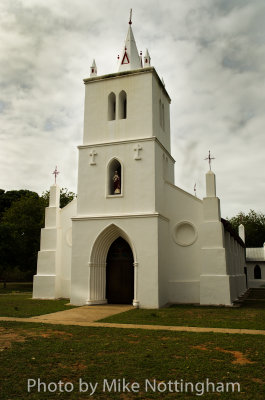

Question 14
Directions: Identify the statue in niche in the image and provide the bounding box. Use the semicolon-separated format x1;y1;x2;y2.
113;170;121;194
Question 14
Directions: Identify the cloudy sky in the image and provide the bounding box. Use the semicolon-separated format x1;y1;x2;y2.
0;0;264;217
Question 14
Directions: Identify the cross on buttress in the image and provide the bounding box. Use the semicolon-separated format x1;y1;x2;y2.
134;144;142;160
90;149;97;165
52;166;60;184
204;150;215;170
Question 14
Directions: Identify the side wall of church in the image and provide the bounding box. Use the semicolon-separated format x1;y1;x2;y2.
224;230;246;300
162;182;203;304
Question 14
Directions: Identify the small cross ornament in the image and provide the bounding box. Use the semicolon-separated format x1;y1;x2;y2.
134;144;142;160
204;150;215;170
52;166;60;184
90;149;97;165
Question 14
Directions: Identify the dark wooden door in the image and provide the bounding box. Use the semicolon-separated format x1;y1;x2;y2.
106;237;134;304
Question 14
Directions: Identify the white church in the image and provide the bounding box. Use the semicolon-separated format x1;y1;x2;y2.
33;16;247;308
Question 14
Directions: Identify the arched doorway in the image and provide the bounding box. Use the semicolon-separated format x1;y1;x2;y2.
254;265;261;279
106;237;134;304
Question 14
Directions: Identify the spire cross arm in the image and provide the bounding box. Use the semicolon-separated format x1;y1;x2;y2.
129;9;132;24
204;150;215;170
52;166;60;184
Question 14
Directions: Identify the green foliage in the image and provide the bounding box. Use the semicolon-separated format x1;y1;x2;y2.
41;187;76;208
228;210;265;247
0;189;39;221
0;195;46;279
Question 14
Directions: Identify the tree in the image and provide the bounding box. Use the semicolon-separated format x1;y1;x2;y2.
1;195;46;280
0;189;39;221
41;187;76;208
0;223;16;288
228;210;265;247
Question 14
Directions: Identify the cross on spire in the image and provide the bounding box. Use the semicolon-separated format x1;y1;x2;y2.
129;9;132;25
52;166;60;184
194;183;197;197
204;150;215;170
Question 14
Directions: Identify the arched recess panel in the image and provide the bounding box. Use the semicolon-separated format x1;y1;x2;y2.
106;237;134;304
118;90;127;119
254;265;261;279
108;92;116;121
108;158;122;195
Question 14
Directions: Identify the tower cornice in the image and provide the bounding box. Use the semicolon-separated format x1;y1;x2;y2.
83;67;171;103
78;136;175;163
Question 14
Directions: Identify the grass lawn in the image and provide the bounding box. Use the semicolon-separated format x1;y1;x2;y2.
99;301;265;330
0;294;76;318
0;320;264;399
0;282;33;294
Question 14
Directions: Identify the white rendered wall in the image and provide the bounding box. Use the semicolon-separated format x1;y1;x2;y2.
71;217;160;308
59;199;77;298
77;140;157;216
83;68;171;151
33;185;62;299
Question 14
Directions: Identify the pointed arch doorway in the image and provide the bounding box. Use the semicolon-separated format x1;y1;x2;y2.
106;237;134;304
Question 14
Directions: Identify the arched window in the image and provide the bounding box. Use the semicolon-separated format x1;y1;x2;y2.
108;158;122;195
118;90;127;119
254;265;261;279
108;92;116;121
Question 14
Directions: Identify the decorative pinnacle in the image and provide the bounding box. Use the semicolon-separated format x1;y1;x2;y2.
129;9;132;25
204;150;215;170
52;166;60;184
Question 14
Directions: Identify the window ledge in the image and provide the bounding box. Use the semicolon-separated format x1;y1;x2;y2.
106;194;124;199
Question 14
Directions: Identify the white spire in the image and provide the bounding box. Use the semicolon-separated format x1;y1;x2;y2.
144;49;151;67
90;59;97;77
117;11;142;72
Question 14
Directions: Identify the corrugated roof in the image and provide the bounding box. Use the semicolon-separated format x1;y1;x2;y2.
246;248;265;261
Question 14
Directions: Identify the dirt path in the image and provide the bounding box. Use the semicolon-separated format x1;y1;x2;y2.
0;303;265;336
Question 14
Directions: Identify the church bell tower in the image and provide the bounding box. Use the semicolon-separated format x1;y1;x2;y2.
70;13;174;307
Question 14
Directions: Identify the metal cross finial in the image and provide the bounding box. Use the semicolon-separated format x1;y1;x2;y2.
204;150;215;170
194;183;197;197
129;9;132;25
52;166;60;184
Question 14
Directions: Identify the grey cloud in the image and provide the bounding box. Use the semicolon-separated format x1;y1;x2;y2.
0;0;264;217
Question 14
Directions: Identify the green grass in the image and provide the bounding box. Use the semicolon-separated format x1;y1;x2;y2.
0;294;76;318
99;301;265;330
0;320;264;399
0;282;33;294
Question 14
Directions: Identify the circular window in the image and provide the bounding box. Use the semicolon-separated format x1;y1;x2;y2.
173;221;197;246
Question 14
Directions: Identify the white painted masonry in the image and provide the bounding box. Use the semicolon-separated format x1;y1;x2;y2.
33;18;247;307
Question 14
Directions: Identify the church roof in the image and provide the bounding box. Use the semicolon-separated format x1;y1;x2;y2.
117;18;142;72
246;247;265;262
